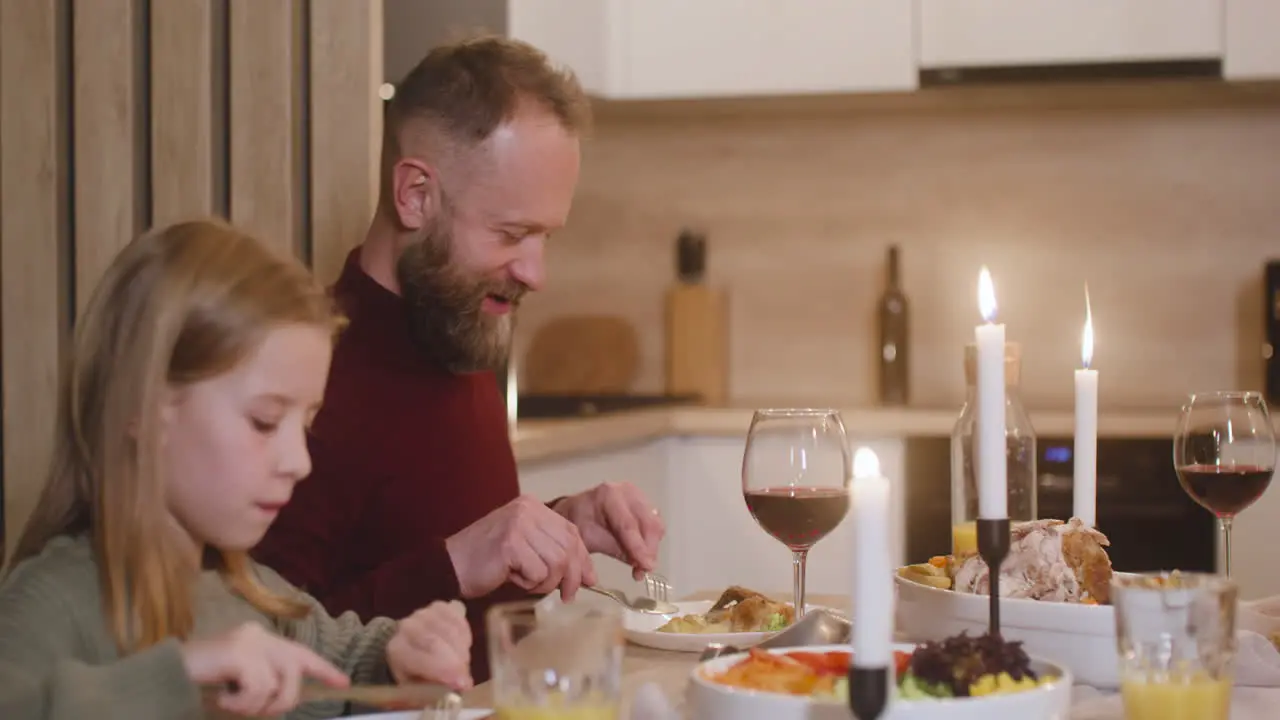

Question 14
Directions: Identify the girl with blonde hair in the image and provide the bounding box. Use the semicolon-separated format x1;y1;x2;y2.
0;219;472;718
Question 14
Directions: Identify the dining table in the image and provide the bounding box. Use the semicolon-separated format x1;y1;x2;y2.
458;589;1280;720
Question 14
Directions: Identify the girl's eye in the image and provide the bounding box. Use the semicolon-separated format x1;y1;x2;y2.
251;418;279;434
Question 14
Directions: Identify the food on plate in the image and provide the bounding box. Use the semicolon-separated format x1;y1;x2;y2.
900;632;1052;699
898;517;1114;604
704;632;1056;701
898;555;954;589
708;648;907;697
954;518;1113;603
655;586;794;634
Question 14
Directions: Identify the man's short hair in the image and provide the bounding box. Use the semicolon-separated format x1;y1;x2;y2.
380;35;591;194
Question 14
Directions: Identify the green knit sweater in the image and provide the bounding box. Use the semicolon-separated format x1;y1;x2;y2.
0;535;400;720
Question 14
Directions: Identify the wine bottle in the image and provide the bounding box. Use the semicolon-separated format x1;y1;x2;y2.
878;245;909;405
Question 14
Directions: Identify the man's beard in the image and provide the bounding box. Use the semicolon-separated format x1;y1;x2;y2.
396;214;525;374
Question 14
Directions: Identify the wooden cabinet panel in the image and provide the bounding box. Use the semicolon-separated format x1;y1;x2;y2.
229;0;305;259
73;0;141;313
0;0;68;559
150;0;215;226
309;0;383;284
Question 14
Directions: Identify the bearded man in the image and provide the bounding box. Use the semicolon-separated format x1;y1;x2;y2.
252;37;664;684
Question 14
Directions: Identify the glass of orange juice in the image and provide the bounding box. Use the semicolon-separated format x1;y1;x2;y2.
487;598;624;720
1112;572;1238;720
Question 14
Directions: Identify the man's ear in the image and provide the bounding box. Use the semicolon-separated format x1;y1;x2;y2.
391;158;441;231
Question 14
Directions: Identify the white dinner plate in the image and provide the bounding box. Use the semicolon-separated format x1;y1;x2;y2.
345;710;491;720
623;600;833;653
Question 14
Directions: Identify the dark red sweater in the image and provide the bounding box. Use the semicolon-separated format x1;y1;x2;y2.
253;248;531;682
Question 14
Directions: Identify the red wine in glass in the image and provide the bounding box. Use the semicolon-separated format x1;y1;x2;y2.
744;487;850;550
1176;464;1273;517
1173;390;1277;579
742;409;851;619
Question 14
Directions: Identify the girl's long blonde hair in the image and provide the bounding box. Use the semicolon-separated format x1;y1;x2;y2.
5;218;341;652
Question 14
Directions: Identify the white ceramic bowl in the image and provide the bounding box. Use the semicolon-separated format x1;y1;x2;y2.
687;642;1073;720
895;571;1120;687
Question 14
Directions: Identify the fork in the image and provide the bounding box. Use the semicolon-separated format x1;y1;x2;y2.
419;692;462;720
643;571;672;604
584;584;678;614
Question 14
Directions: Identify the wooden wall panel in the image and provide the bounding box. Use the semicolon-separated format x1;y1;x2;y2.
228;0;304;259
310;0;384;284
0;0;387;556
73;0;139;313
150;0;214;226
0;0;67;559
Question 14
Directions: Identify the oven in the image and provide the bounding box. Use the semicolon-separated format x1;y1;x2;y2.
903;436;1216;572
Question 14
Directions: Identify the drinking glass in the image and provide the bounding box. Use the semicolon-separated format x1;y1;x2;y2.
1112;572;1238;720
487;599;624;719
742;408;852;619
1173;390;1277;578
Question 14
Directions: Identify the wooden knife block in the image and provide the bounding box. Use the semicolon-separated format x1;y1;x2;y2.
665;283;728;405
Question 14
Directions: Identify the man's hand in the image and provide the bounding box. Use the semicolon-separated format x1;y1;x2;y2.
553;482;665;581
445;495;598;600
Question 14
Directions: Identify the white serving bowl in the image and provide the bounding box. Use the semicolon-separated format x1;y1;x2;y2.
895;571;1120;687
687;642;1072;720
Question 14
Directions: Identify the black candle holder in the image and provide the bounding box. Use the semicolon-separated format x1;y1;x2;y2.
848;666;888;720
976;517;1011;636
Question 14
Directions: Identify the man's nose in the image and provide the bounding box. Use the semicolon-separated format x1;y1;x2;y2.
509;235;545;292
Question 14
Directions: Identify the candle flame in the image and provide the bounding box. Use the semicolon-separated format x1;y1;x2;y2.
977;266;997;322
1081;285;1094;369
853;447;881;479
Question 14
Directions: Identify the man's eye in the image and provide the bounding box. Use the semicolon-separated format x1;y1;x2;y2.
251;418;279;434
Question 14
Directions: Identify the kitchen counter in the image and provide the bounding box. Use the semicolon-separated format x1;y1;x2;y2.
512;404;1186;464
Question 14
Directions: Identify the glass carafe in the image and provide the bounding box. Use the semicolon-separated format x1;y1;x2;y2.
950;342;1037;557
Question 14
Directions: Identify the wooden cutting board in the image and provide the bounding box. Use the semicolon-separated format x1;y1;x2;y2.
522;315;640;394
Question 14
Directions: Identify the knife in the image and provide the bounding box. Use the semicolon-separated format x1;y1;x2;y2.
202;680;461;711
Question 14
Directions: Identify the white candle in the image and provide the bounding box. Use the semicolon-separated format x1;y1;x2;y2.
975;267;1007;519
852;447;893;668
1073;288;1098;528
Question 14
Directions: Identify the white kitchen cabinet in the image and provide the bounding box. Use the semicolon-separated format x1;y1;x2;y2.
1224;0;1280;80
519;439;671;593
1228;449;1280;601
508;0;918;99
916;0;1224;69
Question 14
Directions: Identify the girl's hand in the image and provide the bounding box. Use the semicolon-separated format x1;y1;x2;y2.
181;621;350;716
387;600;473;690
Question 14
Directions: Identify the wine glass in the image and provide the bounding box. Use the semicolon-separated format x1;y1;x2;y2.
742;408;852;619
1174;391;1277;578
